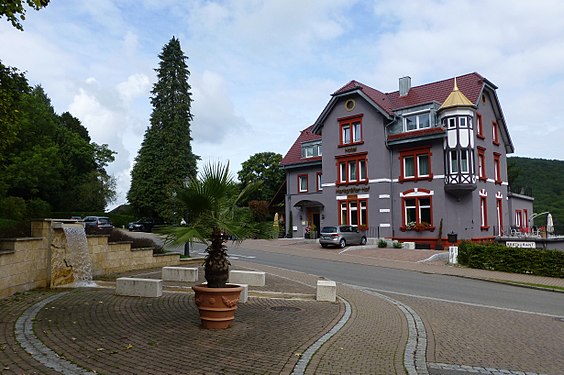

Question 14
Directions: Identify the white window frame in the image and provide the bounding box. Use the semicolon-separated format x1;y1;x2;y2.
298;175;308;193
417;154;429;177
403;111;431;132
301;141;322;159
460;149;469;173
450;150;459;173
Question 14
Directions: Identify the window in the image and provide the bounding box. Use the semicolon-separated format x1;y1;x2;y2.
401;189;433;231
298;174;308;193
476;113;484;139
336;153;368;185
523;209;528;230
477;147;486;181
480;196;489;230
496;196;503;236
493;152;502;184
399;148;432;182
447;117;456;129
515;210;522;228
301;141;322;158
492;121;499;145
316;172;322;192
460;149;469;173
338;197;368;228
339;115;363;146
404;111;430;131
460;117;469;128
449;148;471;175
450;150;458;173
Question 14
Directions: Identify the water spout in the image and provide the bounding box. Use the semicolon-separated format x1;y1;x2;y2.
62;224;96;287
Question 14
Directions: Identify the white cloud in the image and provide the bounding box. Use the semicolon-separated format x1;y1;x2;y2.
2;0;564;210
117;74;150;104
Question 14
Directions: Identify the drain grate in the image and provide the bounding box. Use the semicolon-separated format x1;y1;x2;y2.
270;306;302;312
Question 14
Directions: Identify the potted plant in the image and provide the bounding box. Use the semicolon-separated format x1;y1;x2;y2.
161;162;269;329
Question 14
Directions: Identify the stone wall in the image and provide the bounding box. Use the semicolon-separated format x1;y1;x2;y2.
0;237;48;299
0;220;181;299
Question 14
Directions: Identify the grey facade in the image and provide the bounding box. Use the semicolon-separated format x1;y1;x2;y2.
281;73;533;247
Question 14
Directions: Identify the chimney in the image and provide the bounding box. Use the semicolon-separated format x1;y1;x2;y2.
399;76;411;97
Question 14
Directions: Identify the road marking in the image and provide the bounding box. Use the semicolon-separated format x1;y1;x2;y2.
362;287;564;319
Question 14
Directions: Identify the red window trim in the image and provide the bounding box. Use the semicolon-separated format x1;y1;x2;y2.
523;209;529;230
477;146;487;181
480;196;489;230
338;114;364;147
476;112;485;139
493;152;502;185
338;197;369;229
496;197;504;235
400;189;435;232
399;147;433;182
515;209;523;228
316;172;322;192
297;174;308;193
492;120;500;145
335;152;368;186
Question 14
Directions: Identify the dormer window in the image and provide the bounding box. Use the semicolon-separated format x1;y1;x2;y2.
403;111;430;132
301;141;322;158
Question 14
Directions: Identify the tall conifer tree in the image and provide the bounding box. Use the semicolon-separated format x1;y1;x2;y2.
128;37;199;221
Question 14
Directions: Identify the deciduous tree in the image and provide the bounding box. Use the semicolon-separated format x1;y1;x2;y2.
0;0;49;31
238;152;284;202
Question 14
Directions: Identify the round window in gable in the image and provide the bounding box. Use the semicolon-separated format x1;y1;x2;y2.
345;99;356;112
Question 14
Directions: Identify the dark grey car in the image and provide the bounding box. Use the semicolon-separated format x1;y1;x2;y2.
319;225;367;248
83;216;113;234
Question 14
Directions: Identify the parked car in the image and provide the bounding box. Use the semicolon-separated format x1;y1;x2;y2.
83;216;114;234
128;218;155;232
319;225;367;248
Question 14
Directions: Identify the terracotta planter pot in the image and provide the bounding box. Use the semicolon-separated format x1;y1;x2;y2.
192;284;243;329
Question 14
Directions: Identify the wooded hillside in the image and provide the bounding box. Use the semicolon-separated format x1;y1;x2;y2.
508;156;564;230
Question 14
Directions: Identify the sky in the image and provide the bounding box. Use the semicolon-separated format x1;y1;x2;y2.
1;0;564;210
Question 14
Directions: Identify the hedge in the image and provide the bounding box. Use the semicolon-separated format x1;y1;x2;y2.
458;241;564;278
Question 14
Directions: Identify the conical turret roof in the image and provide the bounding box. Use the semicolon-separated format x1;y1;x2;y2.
439;77;475;111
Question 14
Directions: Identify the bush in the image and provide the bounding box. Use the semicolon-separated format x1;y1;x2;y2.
27;199;51;218
108;229;164;254
378;239;387;248
0;197;27;221
393;242;403;249
458;241;564;277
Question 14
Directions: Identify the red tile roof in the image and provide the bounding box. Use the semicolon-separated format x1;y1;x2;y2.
280;125;322;166
386;72;485;110
284;73;492;166
333;72;485;112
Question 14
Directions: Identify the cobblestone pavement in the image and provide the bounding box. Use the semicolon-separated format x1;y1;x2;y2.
1;239;563;374
1;272;343;374
388;293;564;375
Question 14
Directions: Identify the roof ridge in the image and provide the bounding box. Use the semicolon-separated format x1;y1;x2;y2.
384;72;482;95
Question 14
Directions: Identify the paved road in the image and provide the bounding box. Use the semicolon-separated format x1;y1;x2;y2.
231;246;564;317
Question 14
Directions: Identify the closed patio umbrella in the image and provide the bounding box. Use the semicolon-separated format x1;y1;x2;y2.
547;213;554;235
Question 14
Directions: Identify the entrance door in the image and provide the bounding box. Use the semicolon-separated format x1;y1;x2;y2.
307;210;321;237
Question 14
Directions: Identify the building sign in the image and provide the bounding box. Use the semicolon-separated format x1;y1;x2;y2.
336;186;370;195
505;241;536;248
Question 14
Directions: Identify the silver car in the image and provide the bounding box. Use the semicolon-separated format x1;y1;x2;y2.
319;225;367;248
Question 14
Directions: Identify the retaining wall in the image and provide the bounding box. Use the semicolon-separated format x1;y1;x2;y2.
0;220;180;299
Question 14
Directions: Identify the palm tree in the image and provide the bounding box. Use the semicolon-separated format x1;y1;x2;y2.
162;162;266;288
